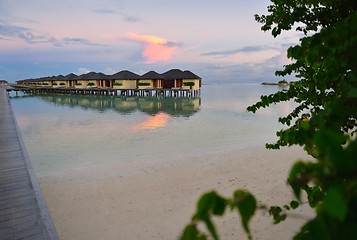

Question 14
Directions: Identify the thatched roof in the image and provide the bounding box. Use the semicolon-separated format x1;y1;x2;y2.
63;73;78;80
47;75;60;81
140;71;162;80
161;69;184;80
111;70;140;80
78;72;96;80
55;75;65;80
96;72;110;80
78;72;109;80
182;70;201;79
16;69;201;82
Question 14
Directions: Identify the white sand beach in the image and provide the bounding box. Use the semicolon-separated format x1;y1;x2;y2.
39;145;314;240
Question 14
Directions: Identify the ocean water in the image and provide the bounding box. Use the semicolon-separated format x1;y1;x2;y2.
9;84;293;176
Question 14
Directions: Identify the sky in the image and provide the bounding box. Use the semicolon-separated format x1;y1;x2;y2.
0;0;300;83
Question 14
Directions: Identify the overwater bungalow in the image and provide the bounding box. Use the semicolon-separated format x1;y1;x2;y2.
111;70;141;89
14;69;202;97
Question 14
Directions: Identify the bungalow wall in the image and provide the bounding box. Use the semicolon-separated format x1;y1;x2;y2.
67;81;74;88
139;79;162;88
98;80;112;88
137;80;152;89
75;80;87;88
38;81;52;86
153;80;162;88
182;79;201;90
87;80;99;88
26;81;37;86
52;81;66;87
121;79;137;89
113;80;124;89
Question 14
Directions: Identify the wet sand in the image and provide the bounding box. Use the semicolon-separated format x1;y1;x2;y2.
39;145;313;240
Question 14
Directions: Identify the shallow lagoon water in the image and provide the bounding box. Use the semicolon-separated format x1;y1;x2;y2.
10;84;293;176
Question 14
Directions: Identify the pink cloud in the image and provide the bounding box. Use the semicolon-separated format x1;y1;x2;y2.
126;32;180;63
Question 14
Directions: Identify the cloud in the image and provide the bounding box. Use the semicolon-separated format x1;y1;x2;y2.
126;32;182;63
92;8;142;23
0;21;55;45
0;20;29;37
61;37;104;46
201;45;280;57
19;31;53;44
122;15;142;23
18;32;104;47
93;8;116;14
199;43;293;67
0;20;104;47
103;67;116;74
76;68;91;75
195;61;280;83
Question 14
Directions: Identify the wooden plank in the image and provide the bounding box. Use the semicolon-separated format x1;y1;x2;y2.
0;194;35;211
0;87;58;239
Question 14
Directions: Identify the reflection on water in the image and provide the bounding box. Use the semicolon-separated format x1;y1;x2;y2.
132;112;171;131
9;84;294;175
12;93;201;118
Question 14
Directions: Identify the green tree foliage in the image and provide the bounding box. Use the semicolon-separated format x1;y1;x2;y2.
181;1;357;239
181;191;257;240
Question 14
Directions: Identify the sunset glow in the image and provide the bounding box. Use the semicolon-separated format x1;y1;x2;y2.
126;32;179;63
0;1;300;83
132;112;171;131
127;33;168;45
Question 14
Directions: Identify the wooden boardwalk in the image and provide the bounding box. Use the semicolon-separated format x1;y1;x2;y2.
0;86;58;239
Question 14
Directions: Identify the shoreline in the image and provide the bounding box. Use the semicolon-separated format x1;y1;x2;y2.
39;145;314;240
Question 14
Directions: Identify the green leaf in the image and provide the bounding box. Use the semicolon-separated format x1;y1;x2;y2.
212;194;228;216
269;206;287;224
203;217;218;240
290;200;299;209
195;191;227;219
232;190;257;238
319;188;347;222
194;191;227;240
288;161;305;200
180;224;207;240
314;129;350;170
346;88;357;98
294;217;331;240
195;192;213;220
304;185;325;208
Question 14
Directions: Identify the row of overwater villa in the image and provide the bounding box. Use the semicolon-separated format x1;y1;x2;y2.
14;69;202;97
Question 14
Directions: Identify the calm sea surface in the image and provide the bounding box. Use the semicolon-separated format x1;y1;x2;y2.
9;84;292;176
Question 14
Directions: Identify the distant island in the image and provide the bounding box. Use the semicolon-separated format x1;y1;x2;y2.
261;80;289;86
